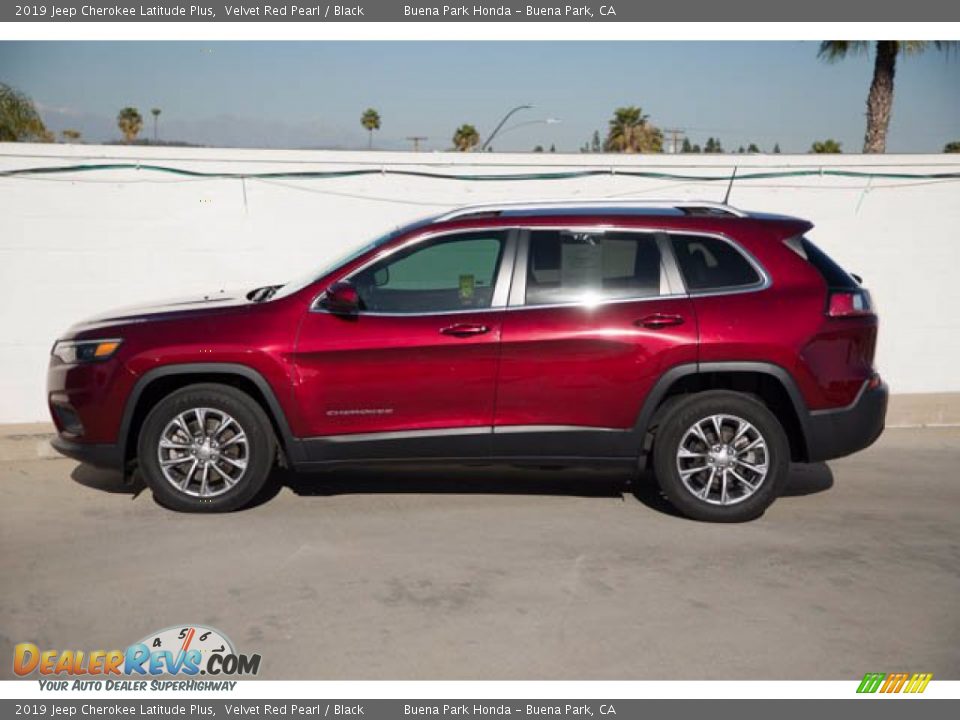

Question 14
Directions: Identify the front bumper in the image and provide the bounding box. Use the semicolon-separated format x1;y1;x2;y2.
804;381;888;463
50;435;123;471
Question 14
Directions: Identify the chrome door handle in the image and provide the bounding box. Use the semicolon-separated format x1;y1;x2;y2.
636;313;685;329
440;323;490;337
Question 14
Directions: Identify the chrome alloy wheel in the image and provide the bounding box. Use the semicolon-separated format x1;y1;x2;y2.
675;414;769;506
157;407;248;498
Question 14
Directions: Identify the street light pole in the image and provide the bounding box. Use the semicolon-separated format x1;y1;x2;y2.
480;104;533;152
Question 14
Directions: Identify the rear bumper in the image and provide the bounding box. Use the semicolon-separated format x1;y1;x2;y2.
50;435;123;471
804;381;888;463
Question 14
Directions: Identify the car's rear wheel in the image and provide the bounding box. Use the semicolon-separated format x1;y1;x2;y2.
137;384;275;512
652;391;790;522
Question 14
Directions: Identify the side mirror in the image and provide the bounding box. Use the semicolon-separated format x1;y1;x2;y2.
321;281;360;315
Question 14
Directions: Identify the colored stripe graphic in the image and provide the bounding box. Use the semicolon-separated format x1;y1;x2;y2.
857;672;932;694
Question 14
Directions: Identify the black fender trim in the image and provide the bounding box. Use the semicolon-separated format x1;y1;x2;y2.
631;361;812;460
118;363;304;468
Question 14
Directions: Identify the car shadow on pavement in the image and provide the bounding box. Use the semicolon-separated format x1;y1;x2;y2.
71;463;146;496
69;460;833;517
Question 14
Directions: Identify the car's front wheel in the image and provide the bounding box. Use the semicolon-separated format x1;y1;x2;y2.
652;390;790;522
137;383;275;512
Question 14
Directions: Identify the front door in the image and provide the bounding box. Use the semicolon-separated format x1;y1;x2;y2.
492;228;698;458
293;229;514;461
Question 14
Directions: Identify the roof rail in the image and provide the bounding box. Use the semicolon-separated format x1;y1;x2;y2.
435;198;748;222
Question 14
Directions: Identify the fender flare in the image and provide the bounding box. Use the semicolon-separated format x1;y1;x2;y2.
118;363;304;465
631;361;812;458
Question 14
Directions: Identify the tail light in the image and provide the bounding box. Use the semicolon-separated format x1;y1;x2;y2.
827;289;874;317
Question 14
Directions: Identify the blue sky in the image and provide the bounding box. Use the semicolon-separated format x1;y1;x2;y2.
1;41;958;153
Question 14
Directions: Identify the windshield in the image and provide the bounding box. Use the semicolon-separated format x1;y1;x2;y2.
269;216;438;301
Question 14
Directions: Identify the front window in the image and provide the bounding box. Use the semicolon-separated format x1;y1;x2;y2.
351;231;507;314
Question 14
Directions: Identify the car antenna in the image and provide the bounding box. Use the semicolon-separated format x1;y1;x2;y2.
722;166;738;205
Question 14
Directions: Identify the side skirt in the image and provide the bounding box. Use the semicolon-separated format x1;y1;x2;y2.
296;425;640;468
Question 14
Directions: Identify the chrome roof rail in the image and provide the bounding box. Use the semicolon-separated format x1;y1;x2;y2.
435;199;749;222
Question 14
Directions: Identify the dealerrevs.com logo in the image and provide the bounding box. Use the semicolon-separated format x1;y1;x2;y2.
14;625;260;689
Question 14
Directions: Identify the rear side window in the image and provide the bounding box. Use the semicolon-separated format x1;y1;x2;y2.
525;230;663;305
797;237;858;289
671;235;761;291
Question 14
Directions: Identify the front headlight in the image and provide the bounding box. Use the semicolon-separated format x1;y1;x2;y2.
52;338;123;364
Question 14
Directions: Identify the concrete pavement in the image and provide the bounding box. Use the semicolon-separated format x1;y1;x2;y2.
1;427;958;680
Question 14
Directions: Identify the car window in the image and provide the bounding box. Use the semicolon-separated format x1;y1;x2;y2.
525;230;663;306
670;234;761;291
352;231;507;314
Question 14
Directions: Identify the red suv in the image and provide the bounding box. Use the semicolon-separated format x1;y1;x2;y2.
47;200;886;521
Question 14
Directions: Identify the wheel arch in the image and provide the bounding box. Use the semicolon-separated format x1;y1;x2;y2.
635;362;812;462
120;364;303;470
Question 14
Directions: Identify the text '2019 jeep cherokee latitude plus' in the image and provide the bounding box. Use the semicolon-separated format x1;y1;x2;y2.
47;199;887;521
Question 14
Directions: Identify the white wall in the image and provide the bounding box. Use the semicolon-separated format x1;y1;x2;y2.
1;143;958;423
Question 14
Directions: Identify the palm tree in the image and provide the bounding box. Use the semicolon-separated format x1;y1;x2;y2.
360;108;381;149
603;106;663;153
117;107;143;144
810;139;843;154
819;41;956;153
0;83;53;142
452;124;480;152
61;129;82;143
151;108;161;142
944;141;960;153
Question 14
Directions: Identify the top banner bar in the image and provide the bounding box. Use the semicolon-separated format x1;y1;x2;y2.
5;0;959;22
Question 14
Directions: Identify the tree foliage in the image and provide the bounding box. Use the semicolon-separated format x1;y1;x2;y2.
361;108;381;148
604;106;663;153
0;83;53;142
818;41;956;153
704;137;724;153
810;139;843;154
117;107;143;143
453;124;480;152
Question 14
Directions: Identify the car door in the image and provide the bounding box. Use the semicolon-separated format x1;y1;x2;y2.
492;227;698;458
293;229;515;461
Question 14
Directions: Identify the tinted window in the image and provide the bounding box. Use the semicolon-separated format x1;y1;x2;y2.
800;237;858;289
671;235;761;291
352;231;506;313
525;231;662;306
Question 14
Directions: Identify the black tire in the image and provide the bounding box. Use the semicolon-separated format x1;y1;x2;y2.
652;390;790;522
137;383;276;512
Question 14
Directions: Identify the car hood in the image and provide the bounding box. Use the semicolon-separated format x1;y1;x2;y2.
62;290;256;337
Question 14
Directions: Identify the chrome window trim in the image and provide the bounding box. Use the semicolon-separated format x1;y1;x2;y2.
310;227;518;316
310;223;771;317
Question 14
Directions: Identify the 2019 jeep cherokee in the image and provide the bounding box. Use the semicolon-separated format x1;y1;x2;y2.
47;199;887;521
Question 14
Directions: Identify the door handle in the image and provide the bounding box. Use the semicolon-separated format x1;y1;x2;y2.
440;323;490;337
636;313;685;329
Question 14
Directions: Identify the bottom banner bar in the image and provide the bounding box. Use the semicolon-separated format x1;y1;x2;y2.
1;699;957;720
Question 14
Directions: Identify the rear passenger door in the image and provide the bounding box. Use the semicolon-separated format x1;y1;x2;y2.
492;228;698;458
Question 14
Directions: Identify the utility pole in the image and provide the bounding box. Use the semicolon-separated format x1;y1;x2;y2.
661;128;687;154
406;136;428;152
